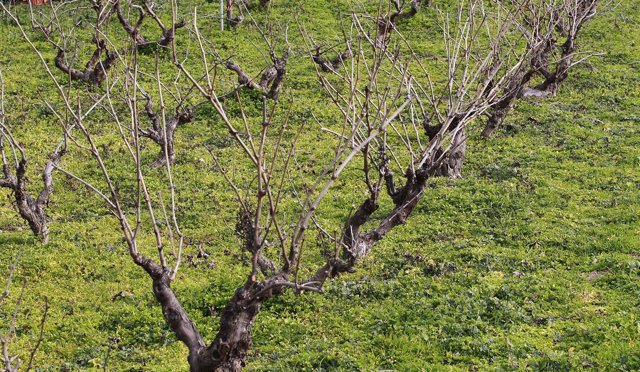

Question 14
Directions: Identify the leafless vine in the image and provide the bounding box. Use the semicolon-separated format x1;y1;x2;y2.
0;68;64;243
0;0;606;371
114;0;186;49
225;49;289;100
482;0;603;137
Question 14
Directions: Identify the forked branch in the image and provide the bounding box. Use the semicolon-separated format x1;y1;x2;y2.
54;40;117;85
482;0;602;138
0;69;64;243
225;49;289;100
140;93;195;167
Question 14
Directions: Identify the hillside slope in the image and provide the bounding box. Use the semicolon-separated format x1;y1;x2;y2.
0;0;639;370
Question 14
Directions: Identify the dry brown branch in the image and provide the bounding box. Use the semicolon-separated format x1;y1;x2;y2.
482;0;603;138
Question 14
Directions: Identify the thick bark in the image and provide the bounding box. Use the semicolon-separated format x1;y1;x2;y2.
482;1;597;137
482;70;532;138
312;43;352;72
190;274;287;371
308;165;431;287
154;276;206;357
15;160;47;240
197;288;263;371
434;127;465;178
148;271;285;371
54;41;117;85
390;0;422;23
226;51;288;100
141;99;194;167
157;20;186;48
235;209;276;276
114;0;185;49
533;38;574;96
424;116;466;177
375;0;422;48
226;61;263;91
481;38;573;137
0;149;63;243
114;0;147;46
133;257;209;371
88;0;116;26
265;52;287;100
128;222;283;372
46;0;116;84
226;0;244;27
375;17;394;49
308;110;475;288
533;0;596;94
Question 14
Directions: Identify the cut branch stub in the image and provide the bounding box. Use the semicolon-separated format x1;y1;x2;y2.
114;0;147;46
375;0;423;48
226;0;244;27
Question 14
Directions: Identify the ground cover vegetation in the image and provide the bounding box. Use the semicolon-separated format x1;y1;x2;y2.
0;0;639;370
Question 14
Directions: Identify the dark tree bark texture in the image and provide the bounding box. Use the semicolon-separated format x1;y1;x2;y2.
54;41;116;85
114;0;186;49
312;43;352;72
226;50;288;100
141;97;194;167
0;148;64;243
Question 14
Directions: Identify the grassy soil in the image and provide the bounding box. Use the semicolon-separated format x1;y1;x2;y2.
0;0;639;370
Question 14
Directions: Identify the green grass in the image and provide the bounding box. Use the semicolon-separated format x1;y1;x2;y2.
1;0;640;371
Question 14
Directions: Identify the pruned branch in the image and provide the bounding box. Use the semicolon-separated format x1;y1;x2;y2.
482;0;603;138
114;0;147;46
225;49;289;99
376;0;424;48
140;93;195;167
225;0;245;27
312;42;352;72
113;0;186;49
139;0;186;48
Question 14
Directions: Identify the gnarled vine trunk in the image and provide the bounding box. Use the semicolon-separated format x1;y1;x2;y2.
0;148;63;243
141;251;282;372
